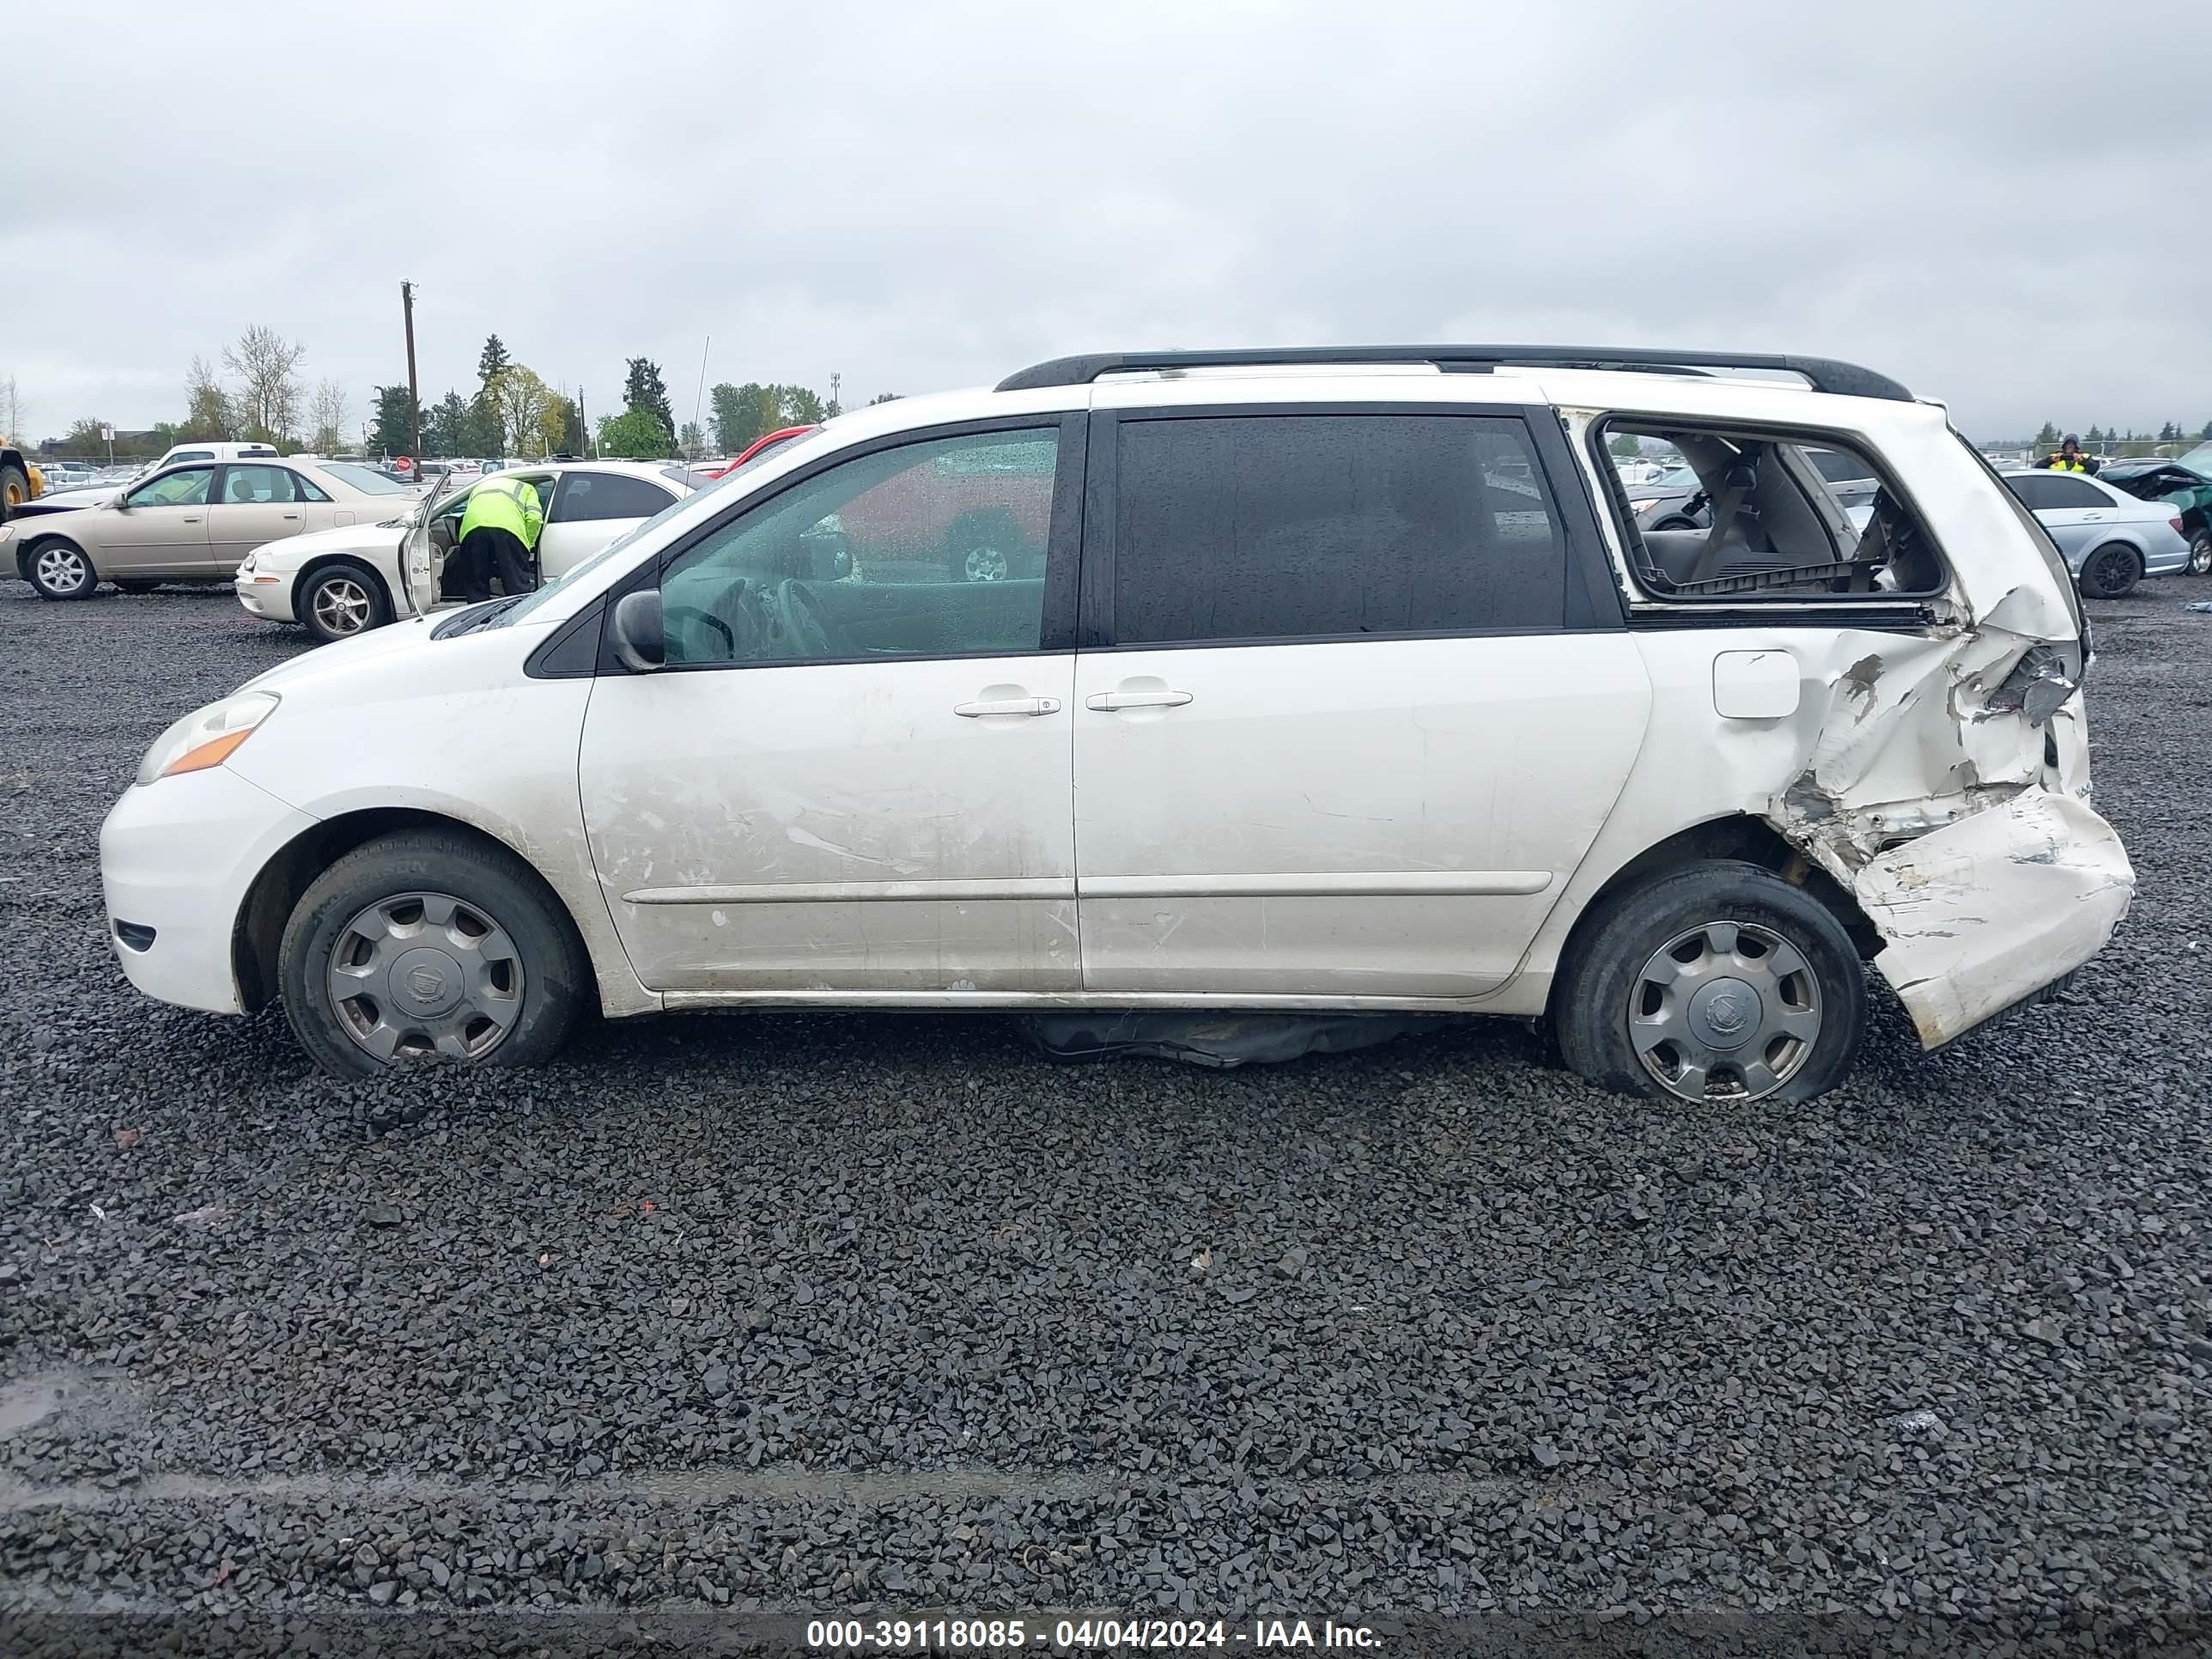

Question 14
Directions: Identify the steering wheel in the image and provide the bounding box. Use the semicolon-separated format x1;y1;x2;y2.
662;604;734;661
776;580;836;659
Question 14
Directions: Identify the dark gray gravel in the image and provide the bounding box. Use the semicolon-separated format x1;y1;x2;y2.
3;581;2209;1656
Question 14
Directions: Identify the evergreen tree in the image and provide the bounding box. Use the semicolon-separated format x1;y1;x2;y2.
623;358;676;440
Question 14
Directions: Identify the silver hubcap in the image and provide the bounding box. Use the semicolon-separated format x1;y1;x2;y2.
1628;919;1821;1102
34;546;88;592
325;890;525;1063
961;544;1009;581
2191;535;2212;575
311;575;373;635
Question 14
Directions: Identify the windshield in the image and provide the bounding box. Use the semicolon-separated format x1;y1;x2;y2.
487;428;837;630
319;461;408;495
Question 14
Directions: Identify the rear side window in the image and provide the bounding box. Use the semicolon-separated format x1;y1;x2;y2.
2004;473;2106;511
555;471;677;522
1110;415;1566;645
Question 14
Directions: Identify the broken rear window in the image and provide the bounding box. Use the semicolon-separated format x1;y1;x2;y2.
1595;420;1948;603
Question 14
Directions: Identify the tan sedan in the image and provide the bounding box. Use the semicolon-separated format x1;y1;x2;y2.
3;458;419;600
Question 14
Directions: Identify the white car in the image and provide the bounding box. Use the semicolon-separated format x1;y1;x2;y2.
236;461;696;643
105;344;2130;1104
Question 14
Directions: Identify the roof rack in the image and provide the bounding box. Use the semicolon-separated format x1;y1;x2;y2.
994;345;1912;403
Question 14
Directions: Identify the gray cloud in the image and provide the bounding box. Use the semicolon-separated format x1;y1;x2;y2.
7;0;2209;443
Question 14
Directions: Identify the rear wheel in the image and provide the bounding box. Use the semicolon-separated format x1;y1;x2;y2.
278;830;590;1078
0;462;29;521
1554;860;1867;1106
2076;541;2142;599
26;537;98;600
299;561;391;644
2188;529;2212;576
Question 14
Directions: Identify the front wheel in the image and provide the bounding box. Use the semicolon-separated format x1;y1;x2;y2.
299;562;391;644
1553;861;1867;1106
278;830;591;1078
2187;529;2212;577
2076;542;2142;599
26;538;99;600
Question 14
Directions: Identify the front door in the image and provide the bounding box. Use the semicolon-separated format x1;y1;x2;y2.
204;463;309;571
541;471;678;580
1073;407;1650;998
98;465;215;576
578;419;1084;994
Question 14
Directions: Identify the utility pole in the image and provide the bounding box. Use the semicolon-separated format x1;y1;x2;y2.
690;335;710;459
400;280;422;459
580;387;590;458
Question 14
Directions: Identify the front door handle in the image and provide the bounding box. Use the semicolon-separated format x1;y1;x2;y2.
181;515;201;524
282;512;301;520
954;696;1061;718
1085;689;1193;711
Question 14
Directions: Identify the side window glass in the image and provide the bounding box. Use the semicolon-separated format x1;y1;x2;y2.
126;467;213;508
293;472;332;503
1112;415;1566;646
2046;477;2106;509
222;465;297;504
556;472;677;522
659;428;1060;667
2004;475;2065;511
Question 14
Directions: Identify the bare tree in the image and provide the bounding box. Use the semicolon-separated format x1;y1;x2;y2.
308;380;350;453
184;356;235;439
0;374;25;440
222;325;307;443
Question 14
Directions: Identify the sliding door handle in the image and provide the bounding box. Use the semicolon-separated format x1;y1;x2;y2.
954;696;1061;718
1085;689;1193;711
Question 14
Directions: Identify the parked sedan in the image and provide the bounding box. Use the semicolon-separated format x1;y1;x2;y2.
4;457;420;600
1999;469;2190;598
2098;457;2212;574
238;461;695;642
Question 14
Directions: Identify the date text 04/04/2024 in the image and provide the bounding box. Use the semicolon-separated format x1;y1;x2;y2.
805;1617;1384;1650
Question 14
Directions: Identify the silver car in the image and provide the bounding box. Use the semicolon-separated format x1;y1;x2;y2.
1999;469;2191;599
3;457;418;600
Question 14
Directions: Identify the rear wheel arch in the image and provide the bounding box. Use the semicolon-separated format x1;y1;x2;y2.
231;807;599;1018
1547;814;1879;1023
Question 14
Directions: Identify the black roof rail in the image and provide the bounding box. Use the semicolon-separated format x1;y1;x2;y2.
994;345;1912;403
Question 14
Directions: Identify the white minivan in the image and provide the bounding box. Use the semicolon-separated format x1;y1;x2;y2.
101;346;2133;1103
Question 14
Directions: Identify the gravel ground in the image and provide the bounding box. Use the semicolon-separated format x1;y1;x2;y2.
2;580;2209;1656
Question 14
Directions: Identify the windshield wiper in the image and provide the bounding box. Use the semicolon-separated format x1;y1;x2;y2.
431;595;528;639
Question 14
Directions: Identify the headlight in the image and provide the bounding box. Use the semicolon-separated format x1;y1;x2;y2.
135;692;280;786
238;553;256;573
1627;497;1660;514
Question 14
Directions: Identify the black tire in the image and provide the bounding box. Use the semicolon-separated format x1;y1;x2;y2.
1648;512;1704;532
0;461;29;523
115;579;160;595
2076;541;2142;599
2187;529;2212;577
23;536;99;600
278;830;591;1079
297;561;392;644
942;509;1024;583
1553;860;1867;1107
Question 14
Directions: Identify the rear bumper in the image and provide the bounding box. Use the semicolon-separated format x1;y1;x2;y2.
100;767;317;1015
1853;788;2134;1048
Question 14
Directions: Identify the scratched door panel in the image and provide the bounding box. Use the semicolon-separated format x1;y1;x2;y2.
578;654;1079;993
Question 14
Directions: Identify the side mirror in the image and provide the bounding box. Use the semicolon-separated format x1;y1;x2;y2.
610;589;664;673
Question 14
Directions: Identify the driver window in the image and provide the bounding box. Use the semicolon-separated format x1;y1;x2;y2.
221;465;298;504
659;428;1060;668
126;467;213;508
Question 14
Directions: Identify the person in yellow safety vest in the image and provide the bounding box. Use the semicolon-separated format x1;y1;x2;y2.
453;473;544;604
2036;434;2101;476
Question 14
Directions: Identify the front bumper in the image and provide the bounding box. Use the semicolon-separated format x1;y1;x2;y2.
234;569;295;623
100;767;318;1015
1853;788;2135;1048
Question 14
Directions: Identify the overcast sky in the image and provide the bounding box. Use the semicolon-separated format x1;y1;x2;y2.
7;2;2209;445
